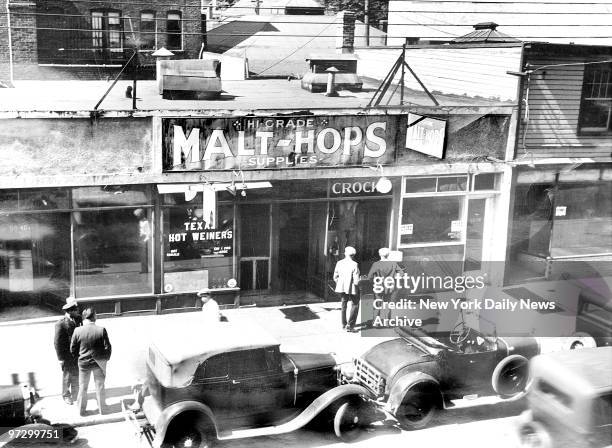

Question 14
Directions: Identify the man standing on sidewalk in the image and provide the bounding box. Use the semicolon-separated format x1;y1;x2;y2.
333;246;360;332
70;308;112;416
54;296;81;405
368;248;403;322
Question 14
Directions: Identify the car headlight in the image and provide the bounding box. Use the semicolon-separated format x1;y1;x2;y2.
339;363;355;380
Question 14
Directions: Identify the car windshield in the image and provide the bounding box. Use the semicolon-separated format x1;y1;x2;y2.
395;325;497;351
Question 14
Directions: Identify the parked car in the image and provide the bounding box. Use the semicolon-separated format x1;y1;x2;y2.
140;323;373;448
301;55;362;93
0;383;78;446
342;320;545;430
517;347;612;448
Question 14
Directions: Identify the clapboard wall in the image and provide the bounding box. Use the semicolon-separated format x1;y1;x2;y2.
517;43;612;160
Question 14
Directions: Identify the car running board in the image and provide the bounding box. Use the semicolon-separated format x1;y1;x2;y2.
217;383;372;441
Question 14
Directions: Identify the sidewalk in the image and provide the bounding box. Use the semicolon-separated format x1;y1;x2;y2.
1;301;387;426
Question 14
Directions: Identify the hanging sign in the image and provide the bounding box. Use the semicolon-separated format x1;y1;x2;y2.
405;113;447;159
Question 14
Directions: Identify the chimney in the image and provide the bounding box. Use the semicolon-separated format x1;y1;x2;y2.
336;11;355;54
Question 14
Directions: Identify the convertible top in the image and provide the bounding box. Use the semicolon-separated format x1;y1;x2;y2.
150;321;280;366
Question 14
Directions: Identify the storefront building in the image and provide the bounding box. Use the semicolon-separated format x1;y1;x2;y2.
0;83;515;319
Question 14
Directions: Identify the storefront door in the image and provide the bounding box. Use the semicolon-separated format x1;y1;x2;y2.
239;203;271;291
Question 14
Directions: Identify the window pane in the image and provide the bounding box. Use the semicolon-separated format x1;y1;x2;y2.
580;100;611;131
240;204;269;257
400;196;464;244
74;208;152;297
230;350;268;376
167;12;181;50
73;185;150;208
550;182;612;257
92;12;103;48
107;12;122;48
437;176;467;192
140;12;156;49
473;173;497;191
0;213;71;314
0;189;69;212
163;196;234;293
404;177;436;194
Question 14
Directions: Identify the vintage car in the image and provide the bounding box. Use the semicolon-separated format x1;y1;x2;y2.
300;54;362;93
517;347;612;448
342;322;545;430
0;384;38;428
141;323;373;448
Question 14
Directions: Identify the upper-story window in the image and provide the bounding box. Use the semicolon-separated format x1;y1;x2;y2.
92;10;123;51
140;11;156;50
579;63;612;134
166;11;182;50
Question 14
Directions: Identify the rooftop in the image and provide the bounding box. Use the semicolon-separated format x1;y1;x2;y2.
0;79;514;115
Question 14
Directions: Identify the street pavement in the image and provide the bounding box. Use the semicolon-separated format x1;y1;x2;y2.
0;301;529;447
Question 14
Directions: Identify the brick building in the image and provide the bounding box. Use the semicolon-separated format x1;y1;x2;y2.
0;0;204;82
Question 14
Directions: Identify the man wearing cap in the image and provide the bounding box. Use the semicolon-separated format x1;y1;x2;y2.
54;297;82;405
333;246;361;332
198;289;221;325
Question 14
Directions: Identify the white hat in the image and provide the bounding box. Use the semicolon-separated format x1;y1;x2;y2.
345;246;356;256
197;289;212;297
62;296;78;310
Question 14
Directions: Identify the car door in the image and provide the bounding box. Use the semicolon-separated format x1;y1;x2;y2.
442;346;499;394
227;347;293;424
191;354;231;417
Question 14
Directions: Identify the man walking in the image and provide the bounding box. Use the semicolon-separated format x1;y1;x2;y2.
333;246;360;332
70;308;112;416
54;296;81;405
368;248;403;321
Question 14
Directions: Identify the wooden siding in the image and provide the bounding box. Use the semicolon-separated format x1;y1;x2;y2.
517;51;612;159
354;46;522;103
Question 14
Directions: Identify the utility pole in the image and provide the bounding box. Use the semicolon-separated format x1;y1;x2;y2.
364;0;370;46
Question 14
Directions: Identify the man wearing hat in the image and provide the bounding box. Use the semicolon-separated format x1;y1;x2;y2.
198;289;221;325
54;296;82;405
333;246;361;332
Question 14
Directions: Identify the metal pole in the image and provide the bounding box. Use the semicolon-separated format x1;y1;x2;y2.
400;42;406;105
93;50;137;110
364;0;370;47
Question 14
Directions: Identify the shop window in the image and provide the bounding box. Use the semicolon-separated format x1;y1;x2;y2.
0;189;69;212
92;10;123;51
166;11;182;50
549;181;612;257
0;213;71;303
400;196;464;245
473;173;498;191
578;63;612;134
73;208;152;298
162;193;234;294
140;11;156;50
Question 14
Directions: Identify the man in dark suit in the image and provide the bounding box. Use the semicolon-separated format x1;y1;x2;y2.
70;307;112;416
54;297;81;405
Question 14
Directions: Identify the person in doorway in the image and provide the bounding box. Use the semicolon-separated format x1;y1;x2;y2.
54;296;82;405
368;248;403;322
70;308;112;416
134;208;150;274
333;246;360;332
198;289;222;325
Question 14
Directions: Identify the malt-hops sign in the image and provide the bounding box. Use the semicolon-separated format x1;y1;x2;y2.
162;115;402;171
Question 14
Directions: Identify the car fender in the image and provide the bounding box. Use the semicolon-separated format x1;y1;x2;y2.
387;371;441;415
153;400;218;447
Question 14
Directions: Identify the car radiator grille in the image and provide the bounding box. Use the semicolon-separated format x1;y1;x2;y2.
354;358;385;397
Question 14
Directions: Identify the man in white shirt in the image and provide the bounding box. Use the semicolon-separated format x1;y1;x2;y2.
198;289;221;325
333;246;360;332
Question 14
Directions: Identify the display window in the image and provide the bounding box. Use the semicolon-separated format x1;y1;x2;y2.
162;192;234;294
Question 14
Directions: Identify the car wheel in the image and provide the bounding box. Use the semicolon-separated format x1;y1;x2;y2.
163;413;215;448
395;384;439;430
518;421;552;448
492;355;529;398
333;399;364;442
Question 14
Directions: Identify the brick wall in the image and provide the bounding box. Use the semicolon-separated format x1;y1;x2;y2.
6;0;203;80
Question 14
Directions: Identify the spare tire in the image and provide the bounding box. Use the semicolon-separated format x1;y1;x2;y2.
492;354;529;398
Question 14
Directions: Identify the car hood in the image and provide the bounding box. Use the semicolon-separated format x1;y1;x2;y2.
284;352;336;372
361;338;431;377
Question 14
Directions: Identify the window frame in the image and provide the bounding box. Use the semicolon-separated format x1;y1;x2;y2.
166;11;183;51
91;9;124;52
577;62;612;136
139;10;157;51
